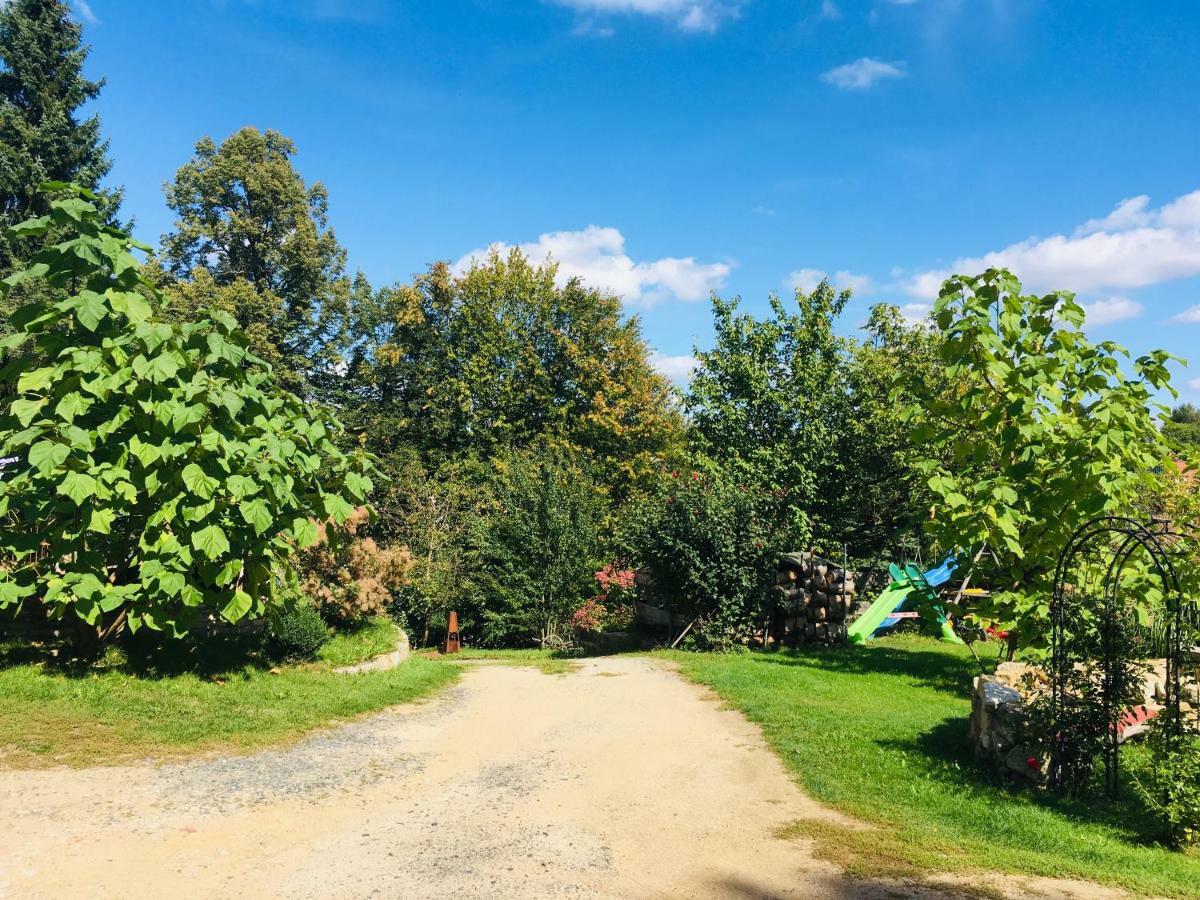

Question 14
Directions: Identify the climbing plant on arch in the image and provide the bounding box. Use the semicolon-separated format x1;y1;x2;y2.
1049;516;1195;799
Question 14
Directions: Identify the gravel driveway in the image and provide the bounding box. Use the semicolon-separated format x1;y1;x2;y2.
0;657;1127;899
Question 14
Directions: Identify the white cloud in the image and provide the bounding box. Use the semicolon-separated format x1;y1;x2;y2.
821;57;907;90
572;18;616;36
905;188;1200;299
1075;196;1152;236
900;302;932;323
1174;305;1200;324
1188;377;1200;392
552;0;742;33
820;0;842;19
1080;296;1143;326
73;0;98;24
454;225;730;307
785;267;873;295
650;351;698;383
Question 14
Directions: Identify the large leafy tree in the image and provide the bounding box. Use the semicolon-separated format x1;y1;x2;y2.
342;250;684;501
0;185;374;642
1164;403;1200;462
684;282;850;552
905;268;1175;648
0;0;119;272
160;127;351;396
836;304;952;558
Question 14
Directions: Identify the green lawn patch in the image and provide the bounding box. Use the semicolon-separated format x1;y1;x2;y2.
666;635;1200;898
0;633;458;769
316;616;403;668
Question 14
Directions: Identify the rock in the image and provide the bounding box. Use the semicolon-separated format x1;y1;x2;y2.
981;679;1021;711
1004;745;1046;782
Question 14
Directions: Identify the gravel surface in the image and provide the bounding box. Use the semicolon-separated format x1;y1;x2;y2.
0;657;1131;899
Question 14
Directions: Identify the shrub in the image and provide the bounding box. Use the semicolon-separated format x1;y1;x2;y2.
0;184;376;641
623;463;781;650
571;564;636;633
472;446;605;647
265;596;331;661
1134;722;1200;848
299;507;414;625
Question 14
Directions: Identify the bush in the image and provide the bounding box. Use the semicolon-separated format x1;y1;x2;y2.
1134;722;1200;848
299;507;414;625
266;597;331;661
623;463;781;650
472;447;605;647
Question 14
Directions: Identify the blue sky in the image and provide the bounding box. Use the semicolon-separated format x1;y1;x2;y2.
74;0;1199;399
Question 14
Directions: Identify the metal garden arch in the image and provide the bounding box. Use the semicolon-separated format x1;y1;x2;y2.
1049;516;1192;798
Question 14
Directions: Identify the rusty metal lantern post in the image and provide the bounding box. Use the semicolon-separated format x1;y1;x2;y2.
444;610;461;654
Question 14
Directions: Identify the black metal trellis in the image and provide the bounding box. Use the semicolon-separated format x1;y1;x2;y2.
1050;516;1193;799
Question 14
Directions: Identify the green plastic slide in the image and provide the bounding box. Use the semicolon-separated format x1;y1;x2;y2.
846;580;913;645
847;561;964;645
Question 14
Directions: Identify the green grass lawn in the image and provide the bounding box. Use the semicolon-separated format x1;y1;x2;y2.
0;622;458;768
666;635;1200;898
316;616;405;667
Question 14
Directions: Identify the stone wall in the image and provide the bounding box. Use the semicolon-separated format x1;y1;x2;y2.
967;654;1200;784
967;662;1048;784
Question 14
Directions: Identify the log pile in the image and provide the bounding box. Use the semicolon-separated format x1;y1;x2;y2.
773;552;860;646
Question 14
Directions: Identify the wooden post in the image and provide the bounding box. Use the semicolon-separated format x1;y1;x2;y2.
445;610;461;654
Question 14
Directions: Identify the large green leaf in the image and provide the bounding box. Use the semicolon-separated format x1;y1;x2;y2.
54;392;92;424
239;498;274;536
221;588;254;623
66;291;108;331
17;366;57;393
181;462;217;499
28;440;69;474
291;516;319;549
322;492;355;524
11;397;46;426
57;471;97;505
86;508;115;534
191;523;230;560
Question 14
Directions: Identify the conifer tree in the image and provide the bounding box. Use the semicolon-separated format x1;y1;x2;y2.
0;0;119;270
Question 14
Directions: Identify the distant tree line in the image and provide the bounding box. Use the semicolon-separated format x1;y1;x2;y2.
0;0;1193;651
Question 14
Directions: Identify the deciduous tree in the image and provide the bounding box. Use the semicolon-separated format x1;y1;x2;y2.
161;127;350;395
904;268;1175;647
342;250;683;501
0;184;374;643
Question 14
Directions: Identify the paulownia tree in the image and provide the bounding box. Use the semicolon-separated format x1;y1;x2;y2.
905;268;1175;648
0;184;375;641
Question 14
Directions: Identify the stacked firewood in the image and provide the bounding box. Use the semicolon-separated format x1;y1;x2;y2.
773;552;859;646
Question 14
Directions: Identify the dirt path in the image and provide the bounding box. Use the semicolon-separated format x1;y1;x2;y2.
0;657;1127;899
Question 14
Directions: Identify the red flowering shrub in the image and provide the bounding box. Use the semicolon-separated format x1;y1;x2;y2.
572;597;606;631
572;564;636;632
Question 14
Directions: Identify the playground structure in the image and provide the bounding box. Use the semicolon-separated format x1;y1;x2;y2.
846;556;966;645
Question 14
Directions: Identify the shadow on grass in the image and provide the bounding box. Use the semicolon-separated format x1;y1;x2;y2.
748;643;980;696
743;641;1171;849
0;628;279;681
901;718;1168;847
